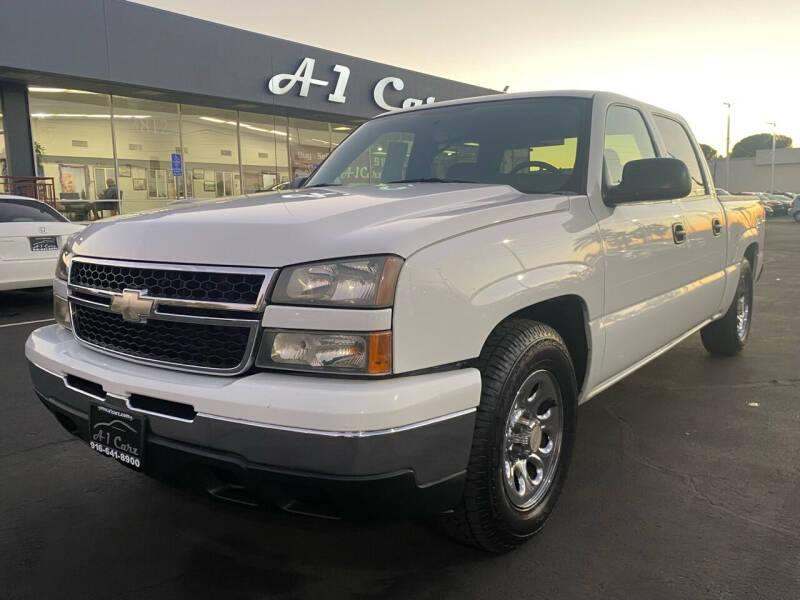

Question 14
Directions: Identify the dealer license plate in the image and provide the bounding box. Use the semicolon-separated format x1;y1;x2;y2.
89;404;145;470
29;236;59;252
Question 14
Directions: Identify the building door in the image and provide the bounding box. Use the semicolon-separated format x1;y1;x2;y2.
215;171;241;196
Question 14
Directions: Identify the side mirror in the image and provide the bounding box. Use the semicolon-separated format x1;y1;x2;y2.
605;158;691;204
288;176;308;189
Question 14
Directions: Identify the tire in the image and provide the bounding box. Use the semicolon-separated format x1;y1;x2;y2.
701;259;753;356
438;319;578;553
793;213;800;222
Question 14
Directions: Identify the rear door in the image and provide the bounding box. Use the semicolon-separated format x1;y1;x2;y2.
652;115;727;323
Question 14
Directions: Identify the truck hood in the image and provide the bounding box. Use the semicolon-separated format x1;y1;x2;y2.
71;184;571;267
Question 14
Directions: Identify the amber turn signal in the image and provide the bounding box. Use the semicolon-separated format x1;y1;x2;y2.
367;331;392;374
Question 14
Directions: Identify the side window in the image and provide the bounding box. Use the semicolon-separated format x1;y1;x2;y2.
653;115;707;196
604;106;657;186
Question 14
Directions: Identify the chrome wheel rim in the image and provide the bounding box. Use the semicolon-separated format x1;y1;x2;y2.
502;369;564;510
736;290;750;342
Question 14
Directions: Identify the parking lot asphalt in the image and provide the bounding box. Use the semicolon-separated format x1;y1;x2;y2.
1;219;798;600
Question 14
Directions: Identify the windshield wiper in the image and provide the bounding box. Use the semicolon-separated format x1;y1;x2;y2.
304;182;342;188
387;177;478;184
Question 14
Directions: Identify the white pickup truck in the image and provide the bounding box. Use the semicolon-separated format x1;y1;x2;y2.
26;91;765;552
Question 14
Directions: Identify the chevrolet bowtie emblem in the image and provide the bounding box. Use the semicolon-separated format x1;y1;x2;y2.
110;289;155;323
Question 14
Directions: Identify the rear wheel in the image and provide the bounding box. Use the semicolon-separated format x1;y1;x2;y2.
701;259;753;356
438;320;577;553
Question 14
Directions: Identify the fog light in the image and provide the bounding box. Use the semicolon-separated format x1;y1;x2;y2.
54;295;71;330
256;330;391;375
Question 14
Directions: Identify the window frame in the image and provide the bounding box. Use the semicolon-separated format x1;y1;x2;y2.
602;103;661;198
651;113;710;196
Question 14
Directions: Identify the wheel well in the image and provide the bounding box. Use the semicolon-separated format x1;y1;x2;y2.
493;295;589;394
744;243;758;272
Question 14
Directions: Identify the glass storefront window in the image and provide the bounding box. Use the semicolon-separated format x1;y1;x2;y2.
113;96;181;213
180;104;240;198
0;97;6;176
238;111;289;193
330;122;358;150
29;88;115;220
288;118;331;180
273;116;290;186
25;83;364;216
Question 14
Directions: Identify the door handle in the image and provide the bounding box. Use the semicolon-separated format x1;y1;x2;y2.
672;222;686;244
712;218;723;236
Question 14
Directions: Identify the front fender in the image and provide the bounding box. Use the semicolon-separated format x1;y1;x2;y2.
392;200;604;374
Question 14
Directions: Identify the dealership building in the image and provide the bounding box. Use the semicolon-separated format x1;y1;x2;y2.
709;148;800;194
0;0;493;219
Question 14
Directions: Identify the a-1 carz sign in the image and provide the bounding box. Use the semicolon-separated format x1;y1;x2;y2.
267;57;436;112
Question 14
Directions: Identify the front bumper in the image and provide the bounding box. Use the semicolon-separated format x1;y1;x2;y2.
26;325;481;517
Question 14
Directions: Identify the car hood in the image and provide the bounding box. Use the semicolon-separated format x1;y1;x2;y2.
71;184;571;267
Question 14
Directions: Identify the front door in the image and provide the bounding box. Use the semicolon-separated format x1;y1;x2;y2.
592;104;693;381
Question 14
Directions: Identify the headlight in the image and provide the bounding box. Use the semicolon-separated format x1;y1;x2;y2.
271;256;403;307
256;330;391;375
54;294;71;330
55;234;78;281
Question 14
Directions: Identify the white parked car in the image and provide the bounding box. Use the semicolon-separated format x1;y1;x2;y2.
0;195;84;291
26;91;765;552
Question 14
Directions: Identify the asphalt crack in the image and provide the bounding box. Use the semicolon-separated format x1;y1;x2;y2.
603;403;800;542
663;378;800;392
0;438;77;459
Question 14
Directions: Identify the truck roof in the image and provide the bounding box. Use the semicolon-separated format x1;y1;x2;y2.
373;90;684;124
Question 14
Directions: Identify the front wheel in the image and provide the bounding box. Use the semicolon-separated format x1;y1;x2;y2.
793;212;800;222
438;320;577;553
701;259;753;356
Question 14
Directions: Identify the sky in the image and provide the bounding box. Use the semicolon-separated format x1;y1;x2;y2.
134;0;800;155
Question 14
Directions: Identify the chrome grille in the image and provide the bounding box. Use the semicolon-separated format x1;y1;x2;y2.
70;260;265;305
67;258;275;375
72;304;253;371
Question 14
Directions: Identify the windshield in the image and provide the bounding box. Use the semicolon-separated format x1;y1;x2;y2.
306;97;591;195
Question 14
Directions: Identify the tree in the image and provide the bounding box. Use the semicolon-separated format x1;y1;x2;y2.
731;133;792;158
699;144;719;161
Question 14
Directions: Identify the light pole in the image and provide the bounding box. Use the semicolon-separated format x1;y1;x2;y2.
723;102;731;189
767;121;776;193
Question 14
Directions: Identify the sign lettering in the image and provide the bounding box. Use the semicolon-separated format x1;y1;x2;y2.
268;57;329;97
328;64;350;103
267;57;436;112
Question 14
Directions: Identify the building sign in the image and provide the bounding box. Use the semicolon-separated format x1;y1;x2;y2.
267;57;436;112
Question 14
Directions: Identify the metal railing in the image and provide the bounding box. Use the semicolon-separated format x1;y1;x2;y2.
0;176;57;207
